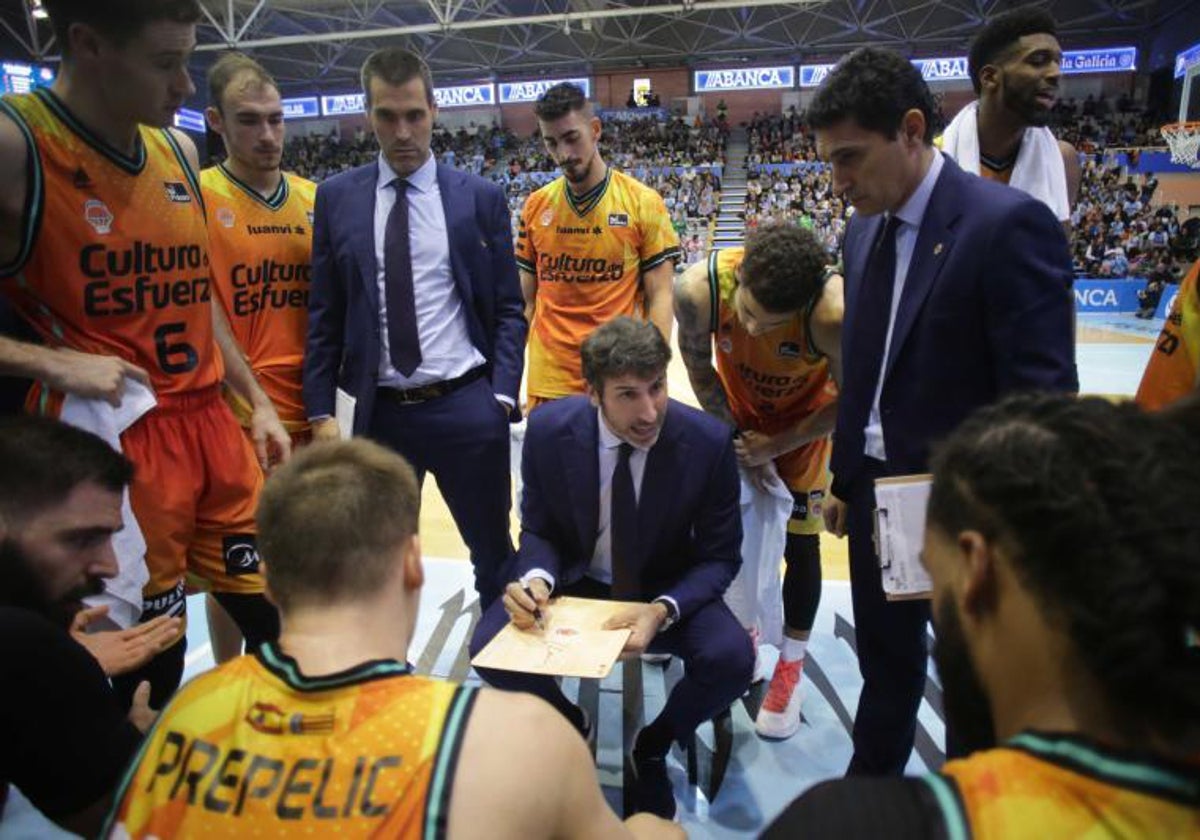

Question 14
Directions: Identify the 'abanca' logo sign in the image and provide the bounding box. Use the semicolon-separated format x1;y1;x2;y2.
694;66;795;92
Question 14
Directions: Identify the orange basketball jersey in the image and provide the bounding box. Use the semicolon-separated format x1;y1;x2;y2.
202;164;316;429
0;89;221;397
1137;259;1199;411
927;732;1200;839
709;248;836;433
517;168;679;400
104;643;477;839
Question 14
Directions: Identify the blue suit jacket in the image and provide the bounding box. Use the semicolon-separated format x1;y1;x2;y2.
302;160;527;433
518;396;741;620
831;154;1078;497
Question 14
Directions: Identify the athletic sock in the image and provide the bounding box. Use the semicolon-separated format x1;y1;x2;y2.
781;636;808;662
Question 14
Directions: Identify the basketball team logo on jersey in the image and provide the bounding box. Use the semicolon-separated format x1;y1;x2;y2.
608;212;629;227
222;534;260;576
163;181;192;203
217;207;235;228
84;199;113;234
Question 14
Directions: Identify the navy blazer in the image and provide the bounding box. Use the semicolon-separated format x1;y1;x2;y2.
302;160;527;433
518;396;741;620
832;154;1078;497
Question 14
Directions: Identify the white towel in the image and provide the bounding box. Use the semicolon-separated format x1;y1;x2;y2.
59;379;157;630
941;101;1070;222
723;464;793;647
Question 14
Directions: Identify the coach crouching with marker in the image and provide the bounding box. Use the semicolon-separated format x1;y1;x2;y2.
469;317;753;820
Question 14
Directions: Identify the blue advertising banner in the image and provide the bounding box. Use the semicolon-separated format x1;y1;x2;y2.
1155;286;1180;320
281;96;320;120
1060;47;1137;74
499;78;590;103
433;83;495;109
801;49;1137;88
1073;279;1143;313
694;66;795;92
1175;41;1200;79
321;92;365;116
1;61;55;94
599;107;670;122
172;108;206;133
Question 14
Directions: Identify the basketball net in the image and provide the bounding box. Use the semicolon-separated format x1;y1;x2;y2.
1162;122;1200;169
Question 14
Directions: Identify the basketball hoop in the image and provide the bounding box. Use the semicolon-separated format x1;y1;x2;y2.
1161;122;1200;169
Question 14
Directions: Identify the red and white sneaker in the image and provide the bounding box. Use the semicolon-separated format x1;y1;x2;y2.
755;657;804;739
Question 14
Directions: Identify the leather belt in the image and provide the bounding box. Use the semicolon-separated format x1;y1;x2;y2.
379;366;485;405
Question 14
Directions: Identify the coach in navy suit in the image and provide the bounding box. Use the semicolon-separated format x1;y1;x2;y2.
469;317;752;819
303;48;525;605
808;48;1077;775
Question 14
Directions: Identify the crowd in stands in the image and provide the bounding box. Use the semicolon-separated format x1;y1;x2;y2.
274;92;1197;283
278;114;728;252
741;110;849;256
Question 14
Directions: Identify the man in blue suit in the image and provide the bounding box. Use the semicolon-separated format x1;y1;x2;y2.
303;48;526;606
469;317;752;819
807;48;1077;776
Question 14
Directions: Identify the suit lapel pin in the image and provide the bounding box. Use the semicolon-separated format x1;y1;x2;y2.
933;243;944;256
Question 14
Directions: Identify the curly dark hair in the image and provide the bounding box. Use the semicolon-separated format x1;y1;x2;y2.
928;393;1200;750
968;6;1058;95
805;47;940;144
534;82;590;122
740;224;830;314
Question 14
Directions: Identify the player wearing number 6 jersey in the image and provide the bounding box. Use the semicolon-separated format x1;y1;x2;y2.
0;0;289;710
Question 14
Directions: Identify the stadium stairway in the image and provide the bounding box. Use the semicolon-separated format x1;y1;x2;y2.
711;127;748;251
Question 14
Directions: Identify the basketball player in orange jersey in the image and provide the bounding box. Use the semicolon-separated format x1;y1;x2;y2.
105;439;682;840
1137;258;1200;410
942;7;1081;229
517;83;679;410
0;0;290;709
201;52;317;663
676;223;842;741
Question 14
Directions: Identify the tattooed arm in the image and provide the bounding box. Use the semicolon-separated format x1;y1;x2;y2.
674;262;735;428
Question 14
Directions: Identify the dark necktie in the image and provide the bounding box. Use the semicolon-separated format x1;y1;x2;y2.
384;179;422;376
611;442;638;599
849;214;903;397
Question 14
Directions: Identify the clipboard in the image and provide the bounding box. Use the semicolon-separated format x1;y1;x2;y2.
470;596;640;679
873;473;934;601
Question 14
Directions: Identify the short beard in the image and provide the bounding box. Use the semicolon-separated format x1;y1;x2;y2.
933;595;998;757
0;538;102;628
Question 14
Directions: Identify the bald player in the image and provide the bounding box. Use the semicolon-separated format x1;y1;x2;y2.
676;223;842;740
105;439;681;840
0;0;289;708
202;51;317;662
941;7;1081;227
517;83;680;410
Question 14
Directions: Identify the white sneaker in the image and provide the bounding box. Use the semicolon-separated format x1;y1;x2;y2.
755;657;805;739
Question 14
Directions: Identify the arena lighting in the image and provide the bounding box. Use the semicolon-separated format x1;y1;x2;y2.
28;0;48;20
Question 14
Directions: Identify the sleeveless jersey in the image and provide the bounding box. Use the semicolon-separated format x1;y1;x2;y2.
104;643;476;839
0;89;221;397
708;248;835;496
925;732;1200;839
1136;259;1199;410
202;164;316;429
517;168;680;400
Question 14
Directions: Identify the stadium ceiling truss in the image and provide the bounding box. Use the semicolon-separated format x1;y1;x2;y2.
3;0;1194;93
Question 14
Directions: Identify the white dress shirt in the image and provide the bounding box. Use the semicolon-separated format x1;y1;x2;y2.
374;151;485;388
863;151;945;461
522;408;679;620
